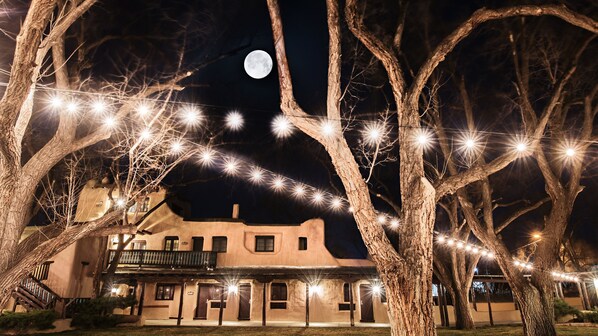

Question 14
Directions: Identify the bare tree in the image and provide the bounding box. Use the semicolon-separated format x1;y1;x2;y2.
265;0;597;334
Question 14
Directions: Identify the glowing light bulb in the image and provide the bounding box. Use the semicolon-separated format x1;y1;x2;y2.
389;218;400;228
514;261;521;266
414;128;433;149
115;199;126;208
465;245;472;251
309;285;322;295
49;95;63;109
330;197;343;210
103;115;117;129
170;140;184;154
437;236;446;243
271;115;294;138
377;215;387;224
486;252;494;259
515;142;527;152
199;148;215;166
372;285;382;295
66;101;79;114
456;241;464;249
271;176;285;191
312;191;324;205
249;167;265;184
139;129;152;140
136;103;151;116
292;185;306;198
180;106;202;127
447;239;455;246
228;285;238;294
223;157;240;175
111;288;118;294
225;111;244;131
91;99;107;114
565;147;576;157
362;122;386;145
320;120;336;138
472;247;479;254
348;207;355;213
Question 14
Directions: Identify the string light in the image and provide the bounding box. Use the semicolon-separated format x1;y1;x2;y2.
223;157;240;175
565;147;576;157
136;103;151;116
292;185;306;198
66;101;79;114
320;119;337;138
249;167;265;184
225;110;244;131
312;191;325;205
170;140;184;155
198;148;216;166
180;106;202;127
389;218;400;228
103;116;117;129
362;121;386;145
91;99;107;114
330;197;343;211
271;176;285;191
414;128;433;150
139;129;152;141
377;215;387;224
48;95;62;109
271;114;294;139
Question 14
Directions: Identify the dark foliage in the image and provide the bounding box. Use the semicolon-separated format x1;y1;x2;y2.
0;310;58;330
70;295;137;329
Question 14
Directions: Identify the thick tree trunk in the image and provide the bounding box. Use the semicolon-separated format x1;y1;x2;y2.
451;286;475;329
516;284;556;336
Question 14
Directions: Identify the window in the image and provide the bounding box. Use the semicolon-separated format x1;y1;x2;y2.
192;237;204;252
31;261;53;280
164;236;179;251
207;285;227;308
298;237;307;250
343;283;351;302
155;284;175;300
255;236;274;252
131;240;146;250
140;197;150;212
270;282;288;309
212;236;227;252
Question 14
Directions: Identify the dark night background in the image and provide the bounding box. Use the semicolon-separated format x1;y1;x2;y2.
7;0;597;263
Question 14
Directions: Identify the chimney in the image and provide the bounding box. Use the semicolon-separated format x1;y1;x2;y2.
232;203;240;219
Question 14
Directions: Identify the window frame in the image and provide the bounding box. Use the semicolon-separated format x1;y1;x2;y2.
298;237;308;250
270;282;288;309
255;235;275;252
164;236;179;251
212;236;228;252
155;284;176;300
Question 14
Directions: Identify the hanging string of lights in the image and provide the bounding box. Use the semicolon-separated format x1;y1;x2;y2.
24;86;595;282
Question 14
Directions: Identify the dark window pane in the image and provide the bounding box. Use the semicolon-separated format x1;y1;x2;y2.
255;236;274;252
212;237;227;252
343;283;350;302
271;283;287;301
156;284;175;300
298;237;307;250
164;237;179;251
192;237;204;252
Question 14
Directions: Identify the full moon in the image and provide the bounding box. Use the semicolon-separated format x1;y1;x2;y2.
244;50;273;79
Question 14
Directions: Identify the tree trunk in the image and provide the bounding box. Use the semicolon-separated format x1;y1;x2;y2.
451;286;475;329
516;284;556;336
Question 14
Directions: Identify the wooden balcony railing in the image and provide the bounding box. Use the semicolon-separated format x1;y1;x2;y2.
108;249;217;269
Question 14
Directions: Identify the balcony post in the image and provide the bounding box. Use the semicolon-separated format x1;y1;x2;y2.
305;282;309;327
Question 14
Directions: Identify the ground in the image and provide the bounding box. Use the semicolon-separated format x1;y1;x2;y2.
31;325;598;336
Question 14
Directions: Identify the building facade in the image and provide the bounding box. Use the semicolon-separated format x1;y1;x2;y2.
4;182;589;327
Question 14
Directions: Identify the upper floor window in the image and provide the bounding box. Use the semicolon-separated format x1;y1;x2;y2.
155;284;175;300
255;236;274;252
164;236;179;251
298;237;307;250
192;237;204;252
212;236;227;252
128;197;150;213
131;240;146;250
270;282;287;309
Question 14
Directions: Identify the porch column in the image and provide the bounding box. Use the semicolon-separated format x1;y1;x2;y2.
483;282;494;326
177;282;186;326
305;282;310;327
137;282;145;316
262;281;268;326
348;281;355;327
578;282;590;310
218;284;225;326
130;283;138;315
438;284;445;327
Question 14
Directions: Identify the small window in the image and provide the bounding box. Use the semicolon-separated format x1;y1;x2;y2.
192;237;204;252
208;285;228;300
156;284;175;300
338;303;356;311
270;283;287;301
298;237;307;250
164;236;179;251
255;236;274;252
212;237;227;252
131;240;146;250
343;283;351;302
140;197;150;212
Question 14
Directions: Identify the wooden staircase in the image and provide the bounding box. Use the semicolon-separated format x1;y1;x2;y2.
12;275;61;311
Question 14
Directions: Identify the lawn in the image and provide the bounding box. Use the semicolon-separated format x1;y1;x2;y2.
30;325;598;336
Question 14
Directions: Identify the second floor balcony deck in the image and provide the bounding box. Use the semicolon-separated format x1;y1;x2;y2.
108;249;217;270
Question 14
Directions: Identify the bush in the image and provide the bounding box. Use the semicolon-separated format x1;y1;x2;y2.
582;310;598;323
70;295;137;329
0;310;58;331
554;299;581;321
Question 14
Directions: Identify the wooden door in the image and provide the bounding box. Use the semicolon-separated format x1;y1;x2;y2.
359;284;375;322
195;284;210;319
238;283;251;320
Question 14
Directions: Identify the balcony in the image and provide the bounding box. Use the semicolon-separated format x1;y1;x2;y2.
108;249;217;269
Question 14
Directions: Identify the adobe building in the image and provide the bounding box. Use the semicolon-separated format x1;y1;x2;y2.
3;181;589;327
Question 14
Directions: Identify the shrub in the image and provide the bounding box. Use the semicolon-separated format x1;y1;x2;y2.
554;299;581;321
70;295;137;329
582;310;598;323
0;310;58;331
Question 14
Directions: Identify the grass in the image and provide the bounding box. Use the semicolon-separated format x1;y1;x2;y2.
29;325;598;336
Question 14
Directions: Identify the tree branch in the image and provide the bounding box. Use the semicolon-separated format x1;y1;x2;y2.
495;197;550;234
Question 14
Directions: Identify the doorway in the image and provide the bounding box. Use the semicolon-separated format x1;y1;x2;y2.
359;284;375;322
238;283;251;320
195;284;210;319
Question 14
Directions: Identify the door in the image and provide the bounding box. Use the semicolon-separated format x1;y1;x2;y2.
359;284;375;322
238;283;251;320
195;284;210;319
192;237;204;252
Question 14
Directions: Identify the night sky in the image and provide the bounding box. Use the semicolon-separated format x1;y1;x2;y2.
10;0;597;260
